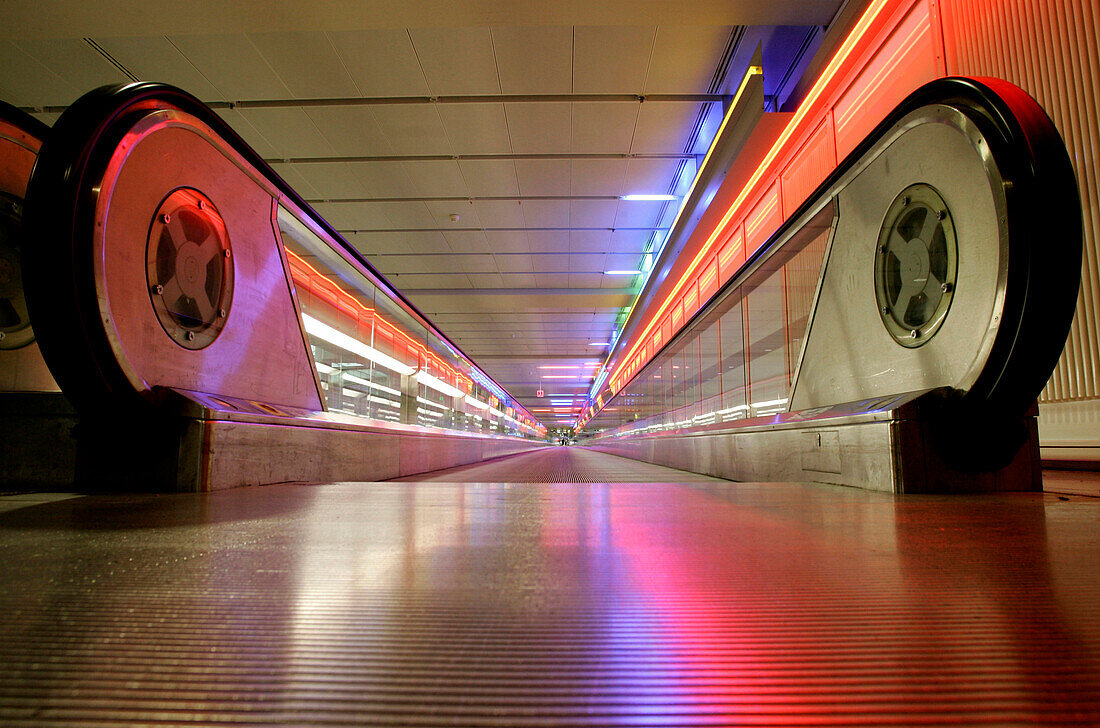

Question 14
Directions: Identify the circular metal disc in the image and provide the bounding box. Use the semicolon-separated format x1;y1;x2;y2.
146;187;233;350
874;183;958;348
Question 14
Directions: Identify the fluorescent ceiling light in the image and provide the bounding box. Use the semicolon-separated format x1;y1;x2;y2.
588;342;610;347
538;365;578;370
620;194;677;201
605;270;642;275
303;314;414;376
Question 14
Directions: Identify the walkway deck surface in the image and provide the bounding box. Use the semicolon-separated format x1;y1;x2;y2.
1;447;1098;726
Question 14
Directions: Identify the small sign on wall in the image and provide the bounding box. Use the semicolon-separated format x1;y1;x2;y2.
536;389;544;398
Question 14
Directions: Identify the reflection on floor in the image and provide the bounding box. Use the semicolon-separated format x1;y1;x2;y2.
1;447;1098;726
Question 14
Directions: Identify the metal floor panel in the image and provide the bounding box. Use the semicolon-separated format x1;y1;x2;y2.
1;448;1098;726
394;446;726;483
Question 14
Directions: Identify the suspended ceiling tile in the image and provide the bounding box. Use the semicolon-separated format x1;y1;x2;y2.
455;255;500;273
216;109;281;158
496;254;534;273
569;199;618;228
327;29;430;97
11;38;128;104
623;157;683;195
645;26;733;93
572;26;656;94
437;103;511;155
570;273;605;288
571;102;637;153
521;200;570;228
380;201;437;228
347;161;420;198
458;160;519;196
304;107;393;156
491;26;572;94
402;160;469;197
238;107;336;158
245;31;358;98
401;231;452;254
273;164;322;201
370;104;451;154
484;231;529;253
442;230;492;253
311;201;392;230
568;253;606;272
93;36;225;100
466;272;506;288
505;102;571;153
365;255;434;274
526;231;569;253
474;199;526;227
631;101;704;153
569;159;628;196
569;230;611;252
609;228;651;251
601;274;636;288
396;273;472;289
535;273;570;288
409;27;499;95
424;200;483;228
607;252;644;269
168;34;289;99
614;199;665;228
282;162;367;199
514;159;570;196
530;254;562;270
347;233;413;255
501;273;537;287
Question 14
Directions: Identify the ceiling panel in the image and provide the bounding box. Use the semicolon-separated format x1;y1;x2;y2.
379;201;437;229
505;102;571;154
424;200;482;227
437;103;511;154
623;157;683;195
246;32;358;98
280;162;369;199
370;105;452;154
93;36;226;100
526;231;570;253
568;253;606;271
409;27;500;95
484;231;530;253
466;272;506;288
609;229;652;252
570;273;605;288
169;34;289;99
402;160;469;197
520;200;570;228
632;101;705;153
645;26;733;93
238;107;335;157
456;254;498;274
348;233;413;256
514;159;570;196
459;160;520;196
496;254;534;273
491;26;572;94
311;201;393;230
569;159;628;196
394;273;472;288
346;162;420;198
474;199;526;227
9;39;127;104
613;199;664;228
568;230;612;253
572;26;656;93
570;102;637;153
305;107;393;156
327;29;430;97
442;230;493;253
569;200;618;228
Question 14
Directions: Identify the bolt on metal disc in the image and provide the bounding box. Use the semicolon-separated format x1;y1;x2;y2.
146;188;233;350
874;183;957;348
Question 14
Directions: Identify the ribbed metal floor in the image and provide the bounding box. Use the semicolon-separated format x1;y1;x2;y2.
394;446;726;482
1;448;1098;726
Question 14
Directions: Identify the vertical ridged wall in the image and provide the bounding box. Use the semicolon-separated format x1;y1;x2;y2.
941;0;1099;401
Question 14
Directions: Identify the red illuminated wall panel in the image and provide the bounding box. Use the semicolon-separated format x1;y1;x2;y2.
699;258;720;301
780;114;838;218
744;183;783;257
682;282;699;321
833;0;940;158
717;226;746;284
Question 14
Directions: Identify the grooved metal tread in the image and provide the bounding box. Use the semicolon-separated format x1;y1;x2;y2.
1;448;1098;726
